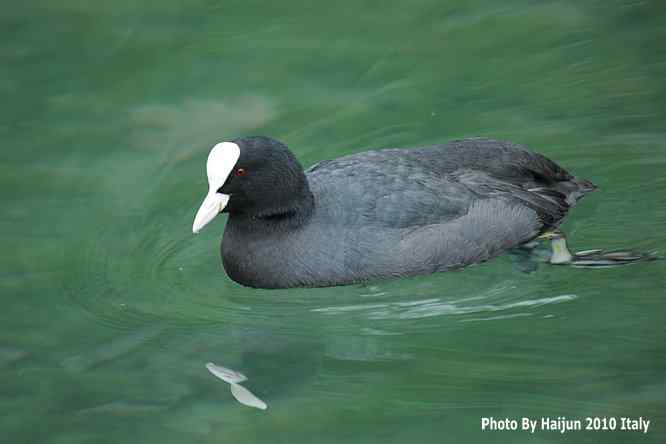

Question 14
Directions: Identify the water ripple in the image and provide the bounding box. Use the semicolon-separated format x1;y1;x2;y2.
312;294;577;320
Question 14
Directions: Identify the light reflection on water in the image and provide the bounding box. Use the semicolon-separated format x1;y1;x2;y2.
312;293;577;320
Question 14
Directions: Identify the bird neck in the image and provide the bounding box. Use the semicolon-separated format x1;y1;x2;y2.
256;189;315;225
232;183;315;231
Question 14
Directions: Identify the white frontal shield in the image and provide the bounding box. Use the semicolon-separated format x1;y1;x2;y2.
192;142;241;233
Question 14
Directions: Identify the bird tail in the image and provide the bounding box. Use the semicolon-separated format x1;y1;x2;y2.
557;177;597;207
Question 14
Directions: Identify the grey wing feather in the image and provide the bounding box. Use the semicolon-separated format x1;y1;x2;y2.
306;137;590;238
450;169;569;228
307;154;474;229
396;198;542;272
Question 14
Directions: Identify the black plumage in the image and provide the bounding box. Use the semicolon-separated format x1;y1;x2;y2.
208;136;595;288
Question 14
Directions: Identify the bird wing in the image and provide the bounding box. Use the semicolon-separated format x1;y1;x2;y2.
306;138;581;230
393;196;543;270
304;145;562;276
306;151;474;229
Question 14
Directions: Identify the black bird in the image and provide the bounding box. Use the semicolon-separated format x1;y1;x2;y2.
192;136;596;288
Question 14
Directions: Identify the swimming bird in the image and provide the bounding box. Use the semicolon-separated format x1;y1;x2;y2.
192;136;596;288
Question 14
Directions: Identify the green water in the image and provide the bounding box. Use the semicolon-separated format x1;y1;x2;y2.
2;1;666;443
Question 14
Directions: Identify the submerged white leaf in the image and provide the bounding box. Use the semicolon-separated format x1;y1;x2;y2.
229;383;268;410
206;362;247;384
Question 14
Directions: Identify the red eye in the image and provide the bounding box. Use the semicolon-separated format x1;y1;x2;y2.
235;168;247;177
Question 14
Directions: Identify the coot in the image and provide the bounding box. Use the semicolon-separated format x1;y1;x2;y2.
193;137;595;288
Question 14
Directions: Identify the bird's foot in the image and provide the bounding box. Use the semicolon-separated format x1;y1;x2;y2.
569;250;661;268
538;231;661;267
508;246;541;274
538;231;573;264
